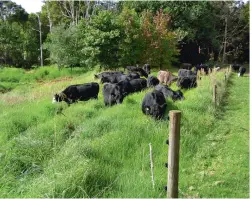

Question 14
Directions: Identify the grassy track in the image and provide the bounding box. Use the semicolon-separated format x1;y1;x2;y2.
178;73;249;198
0;66;249;197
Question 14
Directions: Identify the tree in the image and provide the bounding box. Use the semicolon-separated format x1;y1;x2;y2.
117;7;142;66
44;24;82;70
79;11;121;69
0;21;25;67
139;9;179;69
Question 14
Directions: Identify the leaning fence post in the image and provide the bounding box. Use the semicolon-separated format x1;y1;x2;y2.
213;84;217;106
167;110;182;198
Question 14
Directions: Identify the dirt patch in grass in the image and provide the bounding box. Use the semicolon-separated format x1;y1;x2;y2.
0;95;27;105
37;77;73;86
0;92;46;105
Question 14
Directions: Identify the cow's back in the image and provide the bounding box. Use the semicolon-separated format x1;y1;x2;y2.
129;78;147;92
76;82;99;100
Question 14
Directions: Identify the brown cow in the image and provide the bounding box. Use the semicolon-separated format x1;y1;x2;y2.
157;70;177;85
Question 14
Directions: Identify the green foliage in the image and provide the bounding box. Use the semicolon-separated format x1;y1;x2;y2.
1;0;249;68
0;21;25;67
0;1;28;23
44;24;82;69
117;7;142;66
138;9;179;69
0;66;87;92
79;11;122;69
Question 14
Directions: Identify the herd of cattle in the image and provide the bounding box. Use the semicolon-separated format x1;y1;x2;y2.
52;63;247;119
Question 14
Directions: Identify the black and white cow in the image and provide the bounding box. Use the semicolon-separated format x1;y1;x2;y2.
102;83;124;106
238;66;246;77
155;84;184;101
142;90;167;119
129;78;147;93
147;75;159;87
53;82;99;105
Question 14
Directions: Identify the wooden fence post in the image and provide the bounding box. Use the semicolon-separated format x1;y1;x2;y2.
167;110;181;198
149;143;155;189
213;84;217;106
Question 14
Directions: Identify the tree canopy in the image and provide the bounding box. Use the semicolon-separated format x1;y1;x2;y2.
0;0;249;69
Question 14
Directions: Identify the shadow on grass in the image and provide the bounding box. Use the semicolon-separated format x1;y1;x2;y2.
163;99;180;121
215;74;234;120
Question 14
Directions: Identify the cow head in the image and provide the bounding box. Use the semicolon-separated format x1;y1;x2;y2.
173;90;185;101
104;84;124;106
52;94;61;103
146;103;166;119
52;93;67;103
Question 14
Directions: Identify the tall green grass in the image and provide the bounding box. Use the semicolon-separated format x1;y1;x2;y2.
0;66;88;93
0;67;249;197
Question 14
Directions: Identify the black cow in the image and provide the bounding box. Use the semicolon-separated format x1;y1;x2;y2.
137;68;149;78
101;73;140;84
143;64;151;74
178;69;197;77
129;78;147;93
147;75;159;87
117;79;133;96
238;67;246;77
94;71;123;79
232;64;241;71
177;76;197;89
127;72;140;79
142;90;167;119
102;83;124;106
101;74;128;84
125;66;138;71
53;82;99;105
181;63;193;70
126;66;148;78
155;84;184;101
195;64;209;74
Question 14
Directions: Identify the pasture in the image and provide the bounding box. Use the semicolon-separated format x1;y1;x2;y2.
0;66;249;198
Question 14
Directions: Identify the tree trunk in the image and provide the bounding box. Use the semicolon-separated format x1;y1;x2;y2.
36;14;43;67
85;1;90;19
46;0;52;32
222;17;228;64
